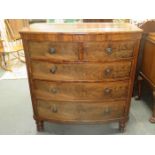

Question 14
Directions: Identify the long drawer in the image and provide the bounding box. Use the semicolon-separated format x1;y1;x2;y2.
31;61;132;81
37;100;125;122
34;80;128;101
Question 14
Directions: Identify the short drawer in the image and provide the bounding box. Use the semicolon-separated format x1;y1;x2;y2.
28;42;79;61
34;81;128;101
31;61;132;81
37;100;125;122
83;41;136;61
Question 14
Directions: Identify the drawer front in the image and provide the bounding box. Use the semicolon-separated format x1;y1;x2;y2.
29;42;79;60
83;41;135;61
34;81;128;101
32;61;132;81
37;100;125;122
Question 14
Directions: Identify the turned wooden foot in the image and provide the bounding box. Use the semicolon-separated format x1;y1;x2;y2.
149;90;155;123
36;120;44;132
119;120;126;133
135;74;143;100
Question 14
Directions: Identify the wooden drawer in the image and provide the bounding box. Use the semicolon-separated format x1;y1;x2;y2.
28;42;79;61
37;100;125;122
32;61;132;81
34;81;128;101
83;41;135;61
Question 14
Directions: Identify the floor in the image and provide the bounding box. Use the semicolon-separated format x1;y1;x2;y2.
0;79;155;135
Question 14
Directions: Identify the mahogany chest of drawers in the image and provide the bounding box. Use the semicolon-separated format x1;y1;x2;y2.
20;23;142;132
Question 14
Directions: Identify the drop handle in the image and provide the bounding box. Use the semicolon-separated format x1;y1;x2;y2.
49;47;56;54
105;47;113;55
51;104;58;113
50;65;57;74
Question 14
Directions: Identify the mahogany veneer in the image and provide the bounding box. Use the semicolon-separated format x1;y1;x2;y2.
136;33;155;123
20;23;142;132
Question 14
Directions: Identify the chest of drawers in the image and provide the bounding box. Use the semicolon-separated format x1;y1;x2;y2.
20;23;142;132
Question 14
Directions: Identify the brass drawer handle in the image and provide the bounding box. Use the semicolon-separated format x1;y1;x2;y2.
104;68;112;76
104;88;112;95
50;88;57;94
51;104;58;113
49;47;56;54
105;47;113;55
103;107;111;115
50;65;57;74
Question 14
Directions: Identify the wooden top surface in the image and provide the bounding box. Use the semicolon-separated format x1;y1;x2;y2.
20;23;142;34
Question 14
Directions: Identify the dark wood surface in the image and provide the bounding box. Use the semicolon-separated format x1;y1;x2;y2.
37;100;125;123
141;35;155;85
83;41;136;61
20;23;142;132
29;40;136;62
34;80;128;101
136;32;155;123
29;42;79;61
31;60;132;81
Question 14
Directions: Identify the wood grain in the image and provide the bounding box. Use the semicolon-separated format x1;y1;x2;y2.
29;41;79;61
20;23;142;34
31;60;132;81
37;100;125;122
21;33;142;42
83;41;136;61
137;32;155;123
20;23;142;132
141;39;155;84
34;80;129;101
